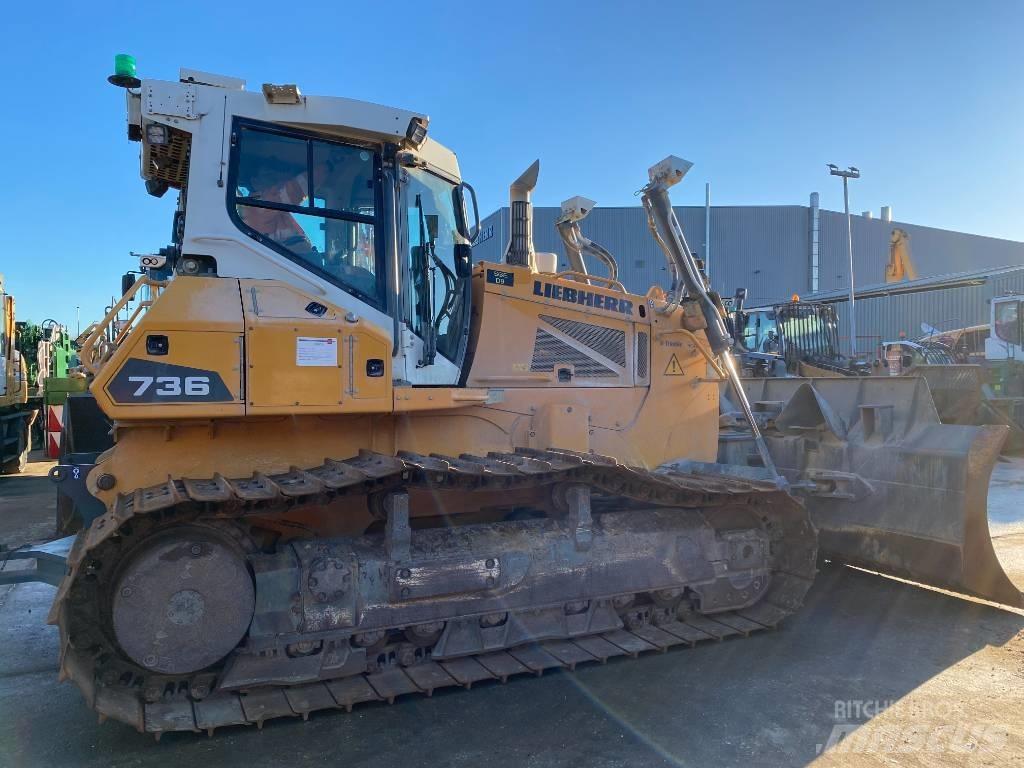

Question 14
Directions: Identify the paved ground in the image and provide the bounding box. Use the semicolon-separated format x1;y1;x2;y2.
1;454;1022;768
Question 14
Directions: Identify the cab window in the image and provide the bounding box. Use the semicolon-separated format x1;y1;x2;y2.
403;167;470;364
994;301;1021;345
229;121;383;309
741;311;779;353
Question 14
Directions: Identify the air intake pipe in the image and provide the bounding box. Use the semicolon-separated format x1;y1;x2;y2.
503;160;540;268
641;156;781;482
555;196;619;283
641;157;731;355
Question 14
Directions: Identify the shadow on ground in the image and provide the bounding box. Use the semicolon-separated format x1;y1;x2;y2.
0;451;56;550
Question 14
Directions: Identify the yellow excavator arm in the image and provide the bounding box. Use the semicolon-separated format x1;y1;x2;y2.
885;227;918;282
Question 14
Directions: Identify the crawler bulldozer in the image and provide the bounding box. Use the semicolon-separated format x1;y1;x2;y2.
33;61;1019;737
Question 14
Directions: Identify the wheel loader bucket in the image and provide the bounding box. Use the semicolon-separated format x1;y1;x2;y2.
719;376;1022;607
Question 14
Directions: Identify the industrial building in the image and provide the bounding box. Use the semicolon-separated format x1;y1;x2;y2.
474;198;1024;350
813;265;1024;351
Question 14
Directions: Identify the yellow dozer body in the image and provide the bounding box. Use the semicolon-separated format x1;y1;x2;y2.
47;65;1016;737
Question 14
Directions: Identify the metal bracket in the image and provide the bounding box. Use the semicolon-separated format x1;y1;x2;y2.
49;462;106;529
144;82;198;120
385;491;411;562
0;536;74;587
566;485;593;551
791;469;873;501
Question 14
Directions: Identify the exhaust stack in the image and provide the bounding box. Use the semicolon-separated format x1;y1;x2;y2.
504;160;540;267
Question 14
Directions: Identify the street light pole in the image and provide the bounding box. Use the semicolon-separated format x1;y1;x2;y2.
828;164;860;357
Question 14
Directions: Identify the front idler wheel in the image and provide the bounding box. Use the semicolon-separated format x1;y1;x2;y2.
110;526;255;676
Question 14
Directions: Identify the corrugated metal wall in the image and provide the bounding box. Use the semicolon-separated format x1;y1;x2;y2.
475;205;811;305
474;204;1024;345
816;211;1024;295
831;267;1024;353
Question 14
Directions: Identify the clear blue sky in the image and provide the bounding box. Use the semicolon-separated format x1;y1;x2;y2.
1;0;1022;326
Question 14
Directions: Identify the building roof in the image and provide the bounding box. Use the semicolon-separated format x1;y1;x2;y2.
808;264;1024;302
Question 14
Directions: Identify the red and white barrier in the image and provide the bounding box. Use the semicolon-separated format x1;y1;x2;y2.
46;404;63;459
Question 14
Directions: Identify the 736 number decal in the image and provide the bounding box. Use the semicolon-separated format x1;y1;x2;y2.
108;359;233;404
128;376;211;397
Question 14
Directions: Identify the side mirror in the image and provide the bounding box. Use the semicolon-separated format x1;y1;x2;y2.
121;272;137;296
454;243;473;278
458;181;480;243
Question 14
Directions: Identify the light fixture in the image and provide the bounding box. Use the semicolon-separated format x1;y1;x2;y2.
261;83;302;104
559;196;596;223
108;53;141;89
404;117;429;149
647;156;693;188
145;179;169;198
828;164;860;180
179;257;202;275
137;253;168;271
145;123;169;145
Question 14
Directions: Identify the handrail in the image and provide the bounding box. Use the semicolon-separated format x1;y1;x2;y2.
115;300;156;345
81;277;168;375
552;271;627;293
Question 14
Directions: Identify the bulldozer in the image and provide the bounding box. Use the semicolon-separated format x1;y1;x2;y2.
22;60;1018;737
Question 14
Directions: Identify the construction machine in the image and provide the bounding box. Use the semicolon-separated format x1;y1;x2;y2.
884;228;918;283
23;60;1016;738
729;294;999;431
727;294;870;377
0;276;37;473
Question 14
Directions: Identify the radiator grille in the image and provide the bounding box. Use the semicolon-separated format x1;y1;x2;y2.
539;315;626;367
531;330;617;377
637;332;649;379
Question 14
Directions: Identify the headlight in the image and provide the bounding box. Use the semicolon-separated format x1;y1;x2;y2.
145;123;169;145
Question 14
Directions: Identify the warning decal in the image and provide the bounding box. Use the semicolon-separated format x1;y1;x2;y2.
296;337;338;367
664;353;685;376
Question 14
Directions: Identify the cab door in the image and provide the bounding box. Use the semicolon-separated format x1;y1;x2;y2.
397;164;473;386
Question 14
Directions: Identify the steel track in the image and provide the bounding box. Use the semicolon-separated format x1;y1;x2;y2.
50;448;817;738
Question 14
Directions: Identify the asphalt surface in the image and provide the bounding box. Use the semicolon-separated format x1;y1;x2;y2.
1;454;1022;768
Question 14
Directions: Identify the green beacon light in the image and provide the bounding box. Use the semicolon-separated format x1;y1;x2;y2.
108;54;141;89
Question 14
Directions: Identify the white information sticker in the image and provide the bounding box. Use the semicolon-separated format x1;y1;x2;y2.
296;337;338;367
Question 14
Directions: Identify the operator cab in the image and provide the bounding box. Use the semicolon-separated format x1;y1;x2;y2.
120;67;478;387
226;121;475;377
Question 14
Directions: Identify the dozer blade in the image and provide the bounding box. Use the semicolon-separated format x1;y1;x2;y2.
720;376;1023;607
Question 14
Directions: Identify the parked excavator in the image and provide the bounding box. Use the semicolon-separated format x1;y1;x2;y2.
9;59;1017;738
884;228;918;283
